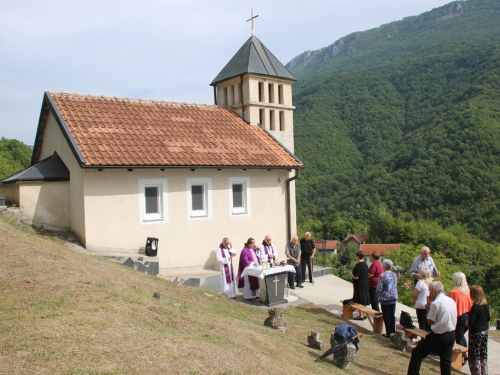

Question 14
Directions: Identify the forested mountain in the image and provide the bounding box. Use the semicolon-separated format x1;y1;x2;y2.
290;0;500;244
287;0;500;78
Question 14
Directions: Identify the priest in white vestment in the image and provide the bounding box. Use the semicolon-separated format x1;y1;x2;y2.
216;237;237;298
258;235;278;267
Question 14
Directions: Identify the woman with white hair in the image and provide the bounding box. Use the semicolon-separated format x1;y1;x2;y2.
376;259;398;337
448;272;472;362
412;268;433;331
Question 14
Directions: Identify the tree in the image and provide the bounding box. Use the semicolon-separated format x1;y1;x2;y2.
322;215;366;242
0;138;32;180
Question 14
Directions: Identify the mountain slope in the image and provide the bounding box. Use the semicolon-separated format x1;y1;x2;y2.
287;0;500;79
293;37;500;242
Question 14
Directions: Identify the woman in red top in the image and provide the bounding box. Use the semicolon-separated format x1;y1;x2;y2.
448;272;473;363
368;251;383;312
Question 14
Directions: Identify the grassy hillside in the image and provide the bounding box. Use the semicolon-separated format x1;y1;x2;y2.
0;215;446;374
287;0;500;79
292;13;500;244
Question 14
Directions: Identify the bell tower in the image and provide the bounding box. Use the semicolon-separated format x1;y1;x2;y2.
210;35;296;152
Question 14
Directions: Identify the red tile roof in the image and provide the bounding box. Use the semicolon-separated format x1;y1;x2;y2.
360;244;400;256
313;240;338;251
40;92;302;168
345;233;370;243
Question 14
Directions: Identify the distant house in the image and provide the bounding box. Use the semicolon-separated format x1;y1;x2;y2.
313;240;338;254
360;244;400;257
0;35;302;273
344;233;370;249
360;244;400;265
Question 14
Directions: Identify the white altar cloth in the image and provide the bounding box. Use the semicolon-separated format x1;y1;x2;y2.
241;265;295;279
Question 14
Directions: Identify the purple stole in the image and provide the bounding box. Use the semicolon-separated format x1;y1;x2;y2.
219;245;233;284
262;243;273;263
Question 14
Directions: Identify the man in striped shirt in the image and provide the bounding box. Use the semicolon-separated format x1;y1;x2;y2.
409;247;440;285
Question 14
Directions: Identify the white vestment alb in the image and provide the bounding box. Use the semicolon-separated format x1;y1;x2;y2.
242;274;259;299
216;246;237;298
258;243;278;265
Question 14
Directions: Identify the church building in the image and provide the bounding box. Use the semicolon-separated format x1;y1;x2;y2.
0;35;302;273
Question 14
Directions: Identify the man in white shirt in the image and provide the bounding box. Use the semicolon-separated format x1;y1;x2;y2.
409;247;440;285
259;235;278;266
407;281;457;375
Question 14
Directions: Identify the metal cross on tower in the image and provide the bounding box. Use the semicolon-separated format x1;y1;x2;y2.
246;9;259;36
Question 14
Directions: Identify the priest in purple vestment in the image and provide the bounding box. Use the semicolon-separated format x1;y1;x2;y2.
237;238;261;299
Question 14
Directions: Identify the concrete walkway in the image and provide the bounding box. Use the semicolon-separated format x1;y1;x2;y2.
290;274;499;375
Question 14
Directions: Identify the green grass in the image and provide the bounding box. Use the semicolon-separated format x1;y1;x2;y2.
0;214;446;374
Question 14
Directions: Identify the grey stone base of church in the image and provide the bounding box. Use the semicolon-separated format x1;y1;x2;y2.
97;253;160;275
159;270;222;291
121;256;159;276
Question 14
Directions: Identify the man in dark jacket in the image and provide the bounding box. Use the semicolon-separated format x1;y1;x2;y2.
300;232;316;284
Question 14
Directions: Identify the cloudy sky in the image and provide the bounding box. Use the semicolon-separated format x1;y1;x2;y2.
1;0;453;145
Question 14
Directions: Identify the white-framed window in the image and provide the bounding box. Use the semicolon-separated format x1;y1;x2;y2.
229;177;250;216
186;177;212;219
139;178;168;224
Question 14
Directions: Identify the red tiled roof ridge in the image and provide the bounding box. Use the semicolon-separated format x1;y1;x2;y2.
313;240;338;250
361;244;400;247
360;243;400;255
49;92;221;109
40;91;303;168
345;233;370;243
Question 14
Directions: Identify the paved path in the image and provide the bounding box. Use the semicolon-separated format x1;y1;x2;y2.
290;274;499;375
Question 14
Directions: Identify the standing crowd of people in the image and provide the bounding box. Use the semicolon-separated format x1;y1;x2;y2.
217;236;490;375
348;246;490;375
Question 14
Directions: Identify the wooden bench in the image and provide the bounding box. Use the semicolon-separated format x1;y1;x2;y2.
341;300;384;334
403;327;468;370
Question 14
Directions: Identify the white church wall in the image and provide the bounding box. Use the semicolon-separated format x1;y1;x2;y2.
39;112;86;243
288;175;297;239
0;183;19;204
18;182;70;230
82;168;291;270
